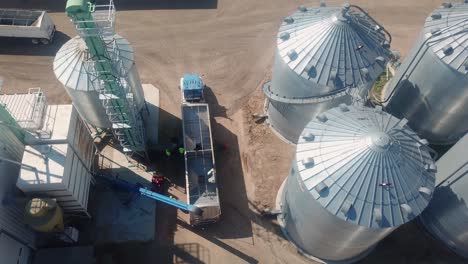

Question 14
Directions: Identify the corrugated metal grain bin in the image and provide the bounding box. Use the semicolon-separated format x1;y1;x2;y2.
264;4;391;143
420;134;468;257
380;2;468;144
53;34;145;128
278;105;436;262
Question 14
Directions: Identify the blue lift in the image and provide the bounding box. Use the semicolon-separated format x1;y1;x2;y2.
97;174;203;216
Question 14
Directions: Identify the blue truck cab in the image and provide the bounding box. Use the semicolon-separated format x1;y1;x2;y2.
180;74;204;103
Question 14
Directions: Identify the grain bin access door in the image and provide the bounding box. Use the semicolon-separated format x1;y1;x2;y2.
0;233;31;264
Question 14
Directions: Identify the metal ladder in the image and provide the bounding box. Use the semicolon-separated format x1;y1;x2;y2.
67;0;146;157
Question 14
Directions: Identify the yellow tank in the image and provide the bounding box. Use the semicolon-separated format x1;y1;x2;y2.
25;198;64;232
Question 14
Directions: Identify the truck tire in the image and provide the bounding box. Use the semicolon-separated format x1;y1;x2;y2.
40;39;50;45
31;39;40;45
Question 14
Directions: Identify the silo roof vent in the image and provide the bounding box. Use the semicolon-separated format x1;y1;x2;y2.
431;12;442;19
341;202;353;215
302;132;315;141
361;68;370;79
302;157;314;167
441;2;453;8
339;104;349;112
382;40;390;48
400;204;413;217
442;45;453;55
419;187;433;197
425;163;437;172
315;181;328;194
375;56;386;64
419;138;429;145
284;16;294;24
430;28;441;36
287;49;298;60
316;113;328;122
279;32;290;41
373;208;382;223
304;62;316;77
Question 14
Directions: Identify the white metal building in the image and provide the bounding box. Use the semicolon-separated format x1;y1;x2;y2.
16;105;95;215
0;109;35;264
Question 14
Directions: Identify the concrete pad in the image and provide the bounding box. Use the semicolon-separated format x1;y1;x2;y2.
99;144;154;184
92;189;156;244
142;84;159;150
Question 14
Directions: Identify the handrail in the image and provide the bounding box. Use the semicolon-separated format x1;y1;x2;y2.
349;4;392;44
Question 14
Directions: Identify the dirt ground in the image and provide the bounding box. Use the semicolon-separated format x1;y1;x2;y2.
1;0;465;263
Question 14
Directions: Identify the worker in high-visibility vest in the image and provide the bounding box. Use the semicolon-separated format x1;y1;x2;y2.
178;147;185;155
165;149;171;158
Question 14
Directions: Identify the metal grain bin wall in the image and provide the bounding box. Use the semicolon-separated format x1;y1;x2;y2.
264;4;391;143
278;105;436;262
381;3;468;144
53;34;145;128
420;134;468;257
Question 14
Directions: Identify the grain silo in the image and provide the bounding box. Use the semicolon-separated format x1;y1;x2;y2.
53;34;145;128
420;134;468;257
264;4;391;143
379;2;467;144
277;105;436;262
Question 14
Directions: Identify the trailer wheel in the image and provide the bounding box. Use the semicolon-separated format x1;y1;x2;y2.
40;39;50;45
31;39;39;45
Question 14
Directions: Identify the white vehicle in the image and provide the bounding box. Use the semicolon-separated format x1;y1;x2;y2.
0;9;55;44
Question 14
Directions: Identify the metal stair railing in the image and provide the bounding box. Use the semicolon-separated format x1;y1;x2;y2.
68;1;146;156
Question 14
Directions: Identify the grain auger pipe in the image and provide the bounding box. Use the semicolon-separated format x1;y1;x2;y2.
96;174;203;216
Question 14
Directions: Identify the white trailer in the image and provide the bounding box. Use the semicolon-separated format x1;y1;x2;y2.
182;103;221;226
0;9;55;44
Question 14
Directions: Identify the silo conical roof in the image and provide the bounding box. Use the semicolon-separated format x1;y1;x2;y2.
423;3;467;73
296;105;435;228
53;34;135;91
271;5;391;96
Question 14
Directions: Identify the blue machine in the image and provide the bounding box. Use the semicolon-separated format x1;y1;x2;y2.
181;74;204;102
97;174;203;215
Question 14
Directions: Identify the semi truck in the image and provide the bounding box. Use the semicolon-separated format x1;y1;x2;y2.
0;9;55;44
180;74;221;226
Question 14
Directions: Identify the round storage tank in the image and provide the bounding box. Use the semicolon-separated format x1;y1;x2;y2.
420;134;468;257
380;2;468;144
25;198;64;233
53;34;145;128
264;4;391;143
278;105;436;262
